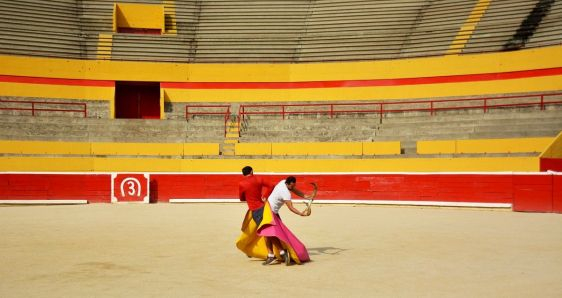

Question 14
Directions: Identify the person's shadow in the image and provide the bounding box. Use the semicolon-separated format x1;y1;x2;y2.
307;247;347;256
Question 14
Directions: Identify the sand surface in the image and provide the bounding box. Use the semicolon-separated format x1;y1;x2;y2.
1;203;561;297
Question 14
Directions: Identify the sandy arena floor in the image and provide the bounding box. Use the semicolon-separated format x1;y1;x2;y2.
1;203;561;297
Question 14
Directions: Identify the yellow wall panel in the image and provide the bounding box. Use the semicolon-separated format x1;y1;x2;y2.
235;143;272;155
362;142;401;155
457;138;553;154
0;157;94;171
1;46;562;82
0;141;91;155
419;138;554;154
271;142;363;156
91;142;184;156
183;143;220;156
93;157;181;172
0;82;114;101
162;75;562;103
417;140;456;154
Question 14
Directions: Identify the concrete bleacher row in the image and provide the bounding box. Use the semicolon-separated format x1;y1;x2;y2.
0;115;225;143
465;0;562;53
239;103;562;154
0;0;560;62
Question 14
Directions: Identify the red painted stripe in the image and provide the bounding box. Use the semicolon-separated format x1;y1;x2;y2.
0;75;115;87
1;67;561;89
161;67;562;89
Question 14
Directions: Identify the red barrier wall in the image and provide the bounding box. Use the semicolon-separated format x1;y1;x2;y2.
1;173;560;213
0;174;111;203
512;174;553;212
553;175;562;213
149;174;514;204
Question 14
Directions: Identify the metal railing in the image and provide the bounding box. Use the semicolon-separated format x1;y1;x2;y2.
185;104;231;136
239;93;562;121
0;99;87;117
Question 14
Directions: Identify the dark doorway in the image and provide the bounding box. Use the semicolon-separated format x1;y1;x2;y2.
115;82;161;119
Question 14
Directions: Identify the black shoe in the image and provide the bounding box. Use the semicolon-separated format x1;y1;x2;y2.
262;256;278;265
282;253;291;266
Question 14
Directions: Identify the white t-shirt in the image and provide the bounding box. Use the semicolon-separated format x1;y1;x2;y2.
268;180;292;214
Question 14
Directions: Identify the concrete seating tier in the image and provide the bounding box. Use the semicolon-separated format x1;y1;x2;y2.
0;115;225;143
464;0;539;53
526;0;562;48
0;0;82;58
1;0;559;62
240;108;562;154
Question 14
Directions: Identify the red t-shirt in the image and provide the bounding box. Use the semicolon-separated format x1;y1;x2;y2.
239;175;274;211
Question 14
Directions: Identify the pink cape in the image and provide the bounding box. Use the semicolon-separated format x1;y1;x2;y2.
257;203;310;263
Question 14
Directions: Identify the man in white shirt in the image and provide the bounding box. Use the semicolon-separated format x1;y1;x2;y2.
261;176;315;265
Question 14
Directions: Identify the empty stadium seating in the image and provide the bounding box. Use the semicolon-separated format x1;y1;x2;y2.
1;0;560;62
0;0;561;174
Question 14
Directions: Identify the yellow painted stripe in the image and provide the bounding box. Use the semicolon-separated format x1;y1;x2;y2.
457;138;552;154
0;141;220;157
0;73;560;103
0;156;539;172
447;0;491;54
540;131;562;158
91;142;184;156
362;142;401;155
271;142;363;156
235;143;272;155
163;74;562;102
418;137;554;154
1;46;562;82
0;82;114;101
96;34;113;60
418;140;457;154
236;141;401;156
183;143;220;156
0;140;91;155
0;157;95;171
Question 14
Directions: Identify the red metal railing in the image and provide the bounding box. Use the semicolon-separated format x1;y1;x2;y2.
185;104;231;136
239;93;562;122
0;99;87;117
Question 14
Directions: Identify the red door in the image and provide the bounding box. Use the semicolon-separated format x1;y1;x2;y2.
115;82;160;119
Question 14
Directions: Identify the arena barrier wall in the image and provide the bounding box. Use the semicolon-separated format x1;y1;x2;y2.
1;172;560;213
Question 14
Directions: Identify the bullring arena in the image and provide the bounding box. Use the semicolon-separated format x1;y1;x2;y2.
1;203;562;297
1;0;562;297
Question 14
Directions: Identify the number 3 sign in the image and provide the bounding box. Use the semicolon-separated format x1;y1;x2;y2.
111;173;150;203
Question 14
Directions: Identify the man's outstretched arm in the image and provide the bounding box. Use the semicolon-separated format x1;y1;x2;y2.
291;182;317;199
285;201;309;216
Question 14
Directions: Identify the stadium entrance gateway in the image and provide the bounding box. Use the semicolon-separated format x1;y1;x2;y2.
115;81;161;119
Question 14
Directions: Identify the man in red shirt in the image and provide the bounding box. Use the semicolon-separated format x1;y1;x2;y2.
236;166;274;259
